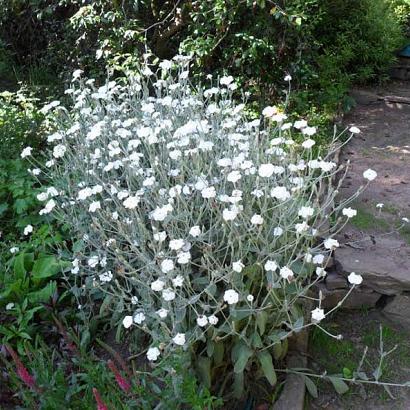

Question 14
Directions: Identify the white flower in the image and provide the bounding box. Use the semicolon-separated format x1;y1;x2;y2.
147;347;161;361
21;146;33;158
258;164;275;178
201;186;216;199
280;266;294;280
298;206;314;219
72;69;83;80
376;203;384;209
173;333;186;346
273;226;283;236
232;260;244;273
294;119;308;129
156;308;169;318
224;289;239;304
302;139;315;149
295;222;309;233
363;169;377;181
324;238;339;250
172;275;184;287
348;272;363;285
251;214;264;225
342;207;357;218
89;201;101;213
87;255;99;267
247;294;254;302
313;254;325;264
133;312;146;324
316;267;326;277
162;288;176;301
227;170;242;183
131;296;139;305
311;307;325;322
208;315;219;325
99;271;113;282
189;226;201;237
349;126;360;134
6;302;14;310
302;126;316;136
284;74;292;81
264;260;278;271
151;279;165;292
169;239;185;251
262;106;278;118
53;144;67;158
270;186;290;201
177;251;191;264
39;199;56;215
197;315;208;327
161;259;174;273
23;225;33;235
223;208;239;221
153;231;167;242
220;75;234;86
10;247;19;254
123;196;140;209
122;315;133;328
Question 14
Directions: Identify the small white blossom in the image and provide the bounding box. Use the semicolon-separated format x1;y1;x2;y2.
133;312;146;324
156;308;169;318
279;266;294;280
189;226;201;237
258;164;275;178
251;214;264;225
23;225;33;236
196;315;208;327
172;275;184;287
348;272;363;285
363;169;377;181
342;207;357;218
89;201;101;213
161;259;174;273
21;146;33;158
247;294;254;302
223;289;239;304
122;315;133;329
324;238;339;250
298;206;314;219
349;126;360;134
264;260;278;272
162;288;176;301
232;260;244;273
208;315;219;325
147;347;161;361
311;307;325;322
151;279;165;292
173;333;186;346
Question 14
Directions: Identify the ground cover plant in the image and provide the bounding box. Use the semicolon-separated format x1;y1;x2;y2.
15;56;381;406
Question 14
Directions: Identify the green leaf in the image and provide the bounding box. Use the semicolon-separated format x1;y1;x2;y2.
27;281;57;303
32;256;68;280
13;252;34;280
197;356;212;389
329;376;349;395
273;341;282;361
233;343;253;373
213;342;224;366
304;376;318;398
258;351;277;386
233;371;244;398
256;311;268;335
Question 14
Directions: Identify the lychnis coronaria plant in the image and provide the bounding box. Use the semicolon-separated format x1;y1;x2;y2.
23;56;374;397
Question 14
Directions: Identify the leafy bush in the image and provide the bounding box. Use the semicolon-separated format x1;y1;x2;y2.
25;59;374;402
2;336;222;409
0;0;405;112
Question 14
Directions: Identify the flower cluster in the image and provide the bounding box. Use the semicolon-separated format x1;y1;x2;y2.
25;57;372;387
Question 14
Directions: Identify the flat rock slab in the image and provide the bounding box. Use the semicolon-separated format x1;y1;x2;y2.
335;82;410;296
383;294;410;327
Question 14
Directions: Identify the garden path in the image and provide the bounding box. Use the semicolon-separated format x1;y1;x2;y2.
309;81;410;409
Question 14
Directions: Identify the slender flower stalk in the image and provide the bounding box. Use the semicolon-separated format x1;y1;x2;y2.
92;388;109;410
107;359;131;393
5;345;39;392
